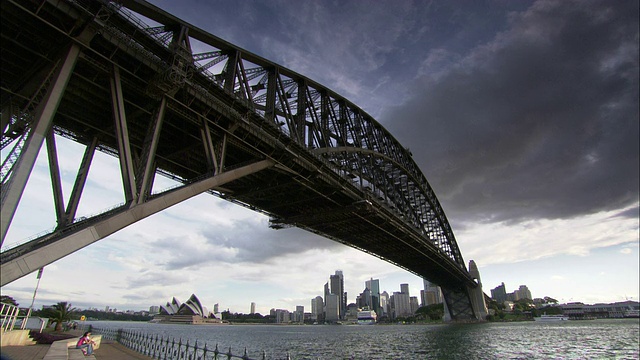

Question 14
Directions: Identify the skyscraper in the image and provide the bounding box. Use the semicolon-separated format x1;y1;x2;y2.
311;296;323;321
325;293;339;322
400;283;410;295
380;291;390;316
295;306;304;323
250;302;256;314
392;291;412;318
410;296;419;314
422;279;443;306
389;284;413;318
491;282;507;303
365;278;381;316
324;282;330;305
330;270;345;319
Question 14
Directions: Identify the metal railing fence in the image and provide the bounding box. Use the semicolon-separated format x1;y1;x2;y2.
0;303;21;332
91;326;294;360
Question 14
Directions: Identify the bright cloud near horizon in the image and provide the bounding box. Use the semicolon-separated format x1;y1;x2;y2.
1;0;638;314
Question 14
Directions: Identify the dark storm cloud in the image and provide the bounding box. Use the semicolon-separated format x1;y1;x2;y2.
151;220;342;271
383;0;639;224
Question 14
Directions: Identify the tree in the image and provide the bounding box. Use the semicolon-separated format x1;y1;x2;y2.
42;302;77;331
415;303;444;321
0;295;19;307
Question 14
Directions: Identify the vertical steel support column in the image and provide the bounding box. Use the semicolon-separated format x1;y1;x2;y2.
63;137;98;226
223;50;239;94
200;116;219;174
295;80;307;145
264;68;277;123
136;97;166;204
320;92;330;147
0;44;80;246
110;65;137;205
45;130;66;224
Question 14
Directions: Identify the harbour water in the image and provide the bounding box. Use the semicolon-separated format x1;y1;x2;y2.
88;319;639;359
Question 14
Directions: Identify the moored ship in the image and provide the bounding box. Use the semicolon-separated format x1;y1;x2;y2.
534;314;569;321
357;310;377;325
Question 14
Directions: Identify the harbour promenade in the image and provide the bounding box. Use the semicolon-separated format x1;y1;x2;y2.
0;330;152;360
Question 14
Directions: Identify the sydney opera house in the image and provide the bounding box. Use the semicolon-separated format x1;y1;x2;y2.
152;294;223;324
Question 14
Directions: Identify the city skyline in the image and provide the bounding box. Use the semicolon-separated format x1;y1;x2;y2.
1;0;638;314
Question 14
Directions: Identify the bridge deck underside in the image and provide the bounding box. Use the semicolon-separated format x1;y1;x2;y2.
1;0;472;290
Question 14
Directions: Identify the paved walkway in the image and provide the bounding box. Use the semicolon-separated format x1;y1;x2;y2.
0;340;153;360
1;344;49;360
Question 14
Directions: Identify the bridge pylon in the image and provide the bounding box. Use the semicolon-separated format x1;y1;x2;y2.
441;260;488;321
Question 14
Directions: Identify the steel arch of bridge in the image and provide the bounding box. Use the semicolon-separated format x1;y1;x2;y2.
0;0;481;320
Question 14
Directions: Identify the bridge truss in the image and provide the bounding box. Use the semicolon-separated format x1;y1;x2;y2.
0;0;482;320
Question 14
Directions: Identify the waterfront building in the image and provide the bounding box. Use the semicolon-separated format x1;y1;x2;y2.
274;309;290;323
559;300;640;319
324;282;330;306
380;291;390;316
392;291;412;319
311;296;324;321
517;285;532;300
366;278;381;316
410;296;419;314
422;279;443;306
400;283;409;295
356;287;372;309
325;293;340;322
161;297;181;314
295;306;304;323
149;306;160;314
154;294;220;324
346;303;359;320
491;282;507;303
330;271;346;319
213;303;219;314
250;302;256;314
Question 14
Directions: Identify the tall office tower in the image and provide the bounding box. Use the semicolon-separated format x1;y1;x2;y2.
324;282;330;305
250;302;256;314
392;291;412;318
410;296;419;314
491;282;507;303
517;285;532;300
330;271;345;319
325;293;340;322
295;306;304;323
365;278;381;315
380;291;390;315
400;283;410;295
423;279;443;305
213;303;219;314
311;296;324;319
357;287;372;309
275;309;290;323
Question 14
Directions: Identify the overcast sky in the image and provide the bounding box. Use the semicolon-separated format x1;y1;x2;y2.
1;0;638;315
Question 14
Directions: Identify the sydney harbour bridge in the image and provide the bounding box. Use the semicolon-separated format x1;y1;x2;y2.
0;0;487;320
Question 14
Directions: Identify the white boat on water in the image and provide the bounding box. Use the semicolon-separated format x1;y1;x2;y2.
357;310;377;325
624;308;640;318
534;314;569;321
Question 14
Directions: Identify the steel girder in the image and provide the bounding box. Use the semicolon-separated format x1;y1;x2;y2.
0;0;478;319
